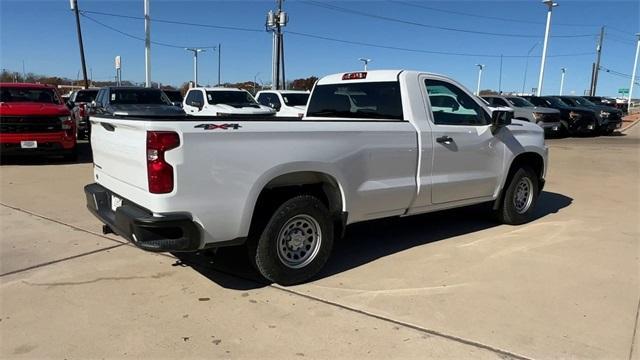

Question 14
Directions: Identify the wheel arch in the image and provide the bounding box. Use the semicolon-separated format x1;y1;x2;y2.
246;169;348;239
493;151;545;210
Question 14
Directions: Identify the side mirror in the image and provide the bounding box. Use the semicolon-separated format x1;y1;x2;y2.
491;110;513;127
269;102;281;111
191;101;203;110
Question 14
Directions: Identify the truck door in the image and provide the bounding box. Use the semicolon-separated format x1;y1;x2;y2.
422;77;503;204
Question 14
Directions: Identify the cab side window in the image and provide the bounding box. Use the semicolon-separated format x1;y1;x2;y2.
185;90;204;106
425;79;489;126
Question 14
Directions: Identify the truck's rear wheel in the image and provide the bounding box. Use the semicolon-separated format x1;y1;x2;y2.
495;166;539;225
248;195;333;285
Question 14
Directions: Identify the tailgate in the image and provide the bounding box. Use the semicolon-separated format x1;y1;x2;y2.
91;117;148;191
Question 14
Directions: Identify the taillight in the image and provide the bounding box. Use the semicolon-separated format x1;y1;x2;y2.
147;131;180;194
79;104;86;117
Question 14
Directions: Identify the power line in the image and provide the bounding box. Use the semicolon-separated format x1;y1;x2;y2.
81;13;217;49
600;65;640;80
302;0;596;39
81;9;595;59
80;9;263;33
286;30;594;59
392;0;596;28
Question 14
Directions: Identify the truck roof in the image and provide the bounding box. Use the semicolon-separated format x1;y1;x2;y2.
191;87;246;92
317;70;447;85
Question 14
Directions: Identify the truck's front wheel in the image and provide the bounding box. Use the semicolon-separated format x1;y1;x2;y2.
249;195;334;285
496;166;539;225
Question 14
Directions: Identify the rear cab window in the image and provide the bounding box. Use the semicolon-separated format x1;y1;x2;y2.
306;82;403;121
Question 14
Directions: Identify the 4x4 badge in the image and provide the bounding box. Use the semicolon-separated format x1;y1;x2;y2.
195;123;242;130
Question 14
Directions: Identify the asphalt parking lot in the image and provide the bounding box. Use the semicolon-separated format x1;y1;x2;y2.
1;125;639;359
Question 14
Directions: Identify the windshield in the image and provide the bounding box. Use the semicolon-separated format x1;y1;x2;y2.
75;90;98;103
572;97;597;107
282;93;309;106
110;89;171;105
163;91;183;103
543;97;570;108
506;97;535;107
0;87;61;104
206;91;257;106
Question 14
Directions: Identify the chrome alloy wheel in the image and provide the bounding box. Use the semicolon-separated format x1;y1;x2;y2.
513;177;534;214
276;214;322;269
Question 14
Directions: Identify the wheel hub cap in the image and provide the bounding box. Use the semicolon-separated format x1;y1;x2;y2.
277;214;322;269
514;177;534;214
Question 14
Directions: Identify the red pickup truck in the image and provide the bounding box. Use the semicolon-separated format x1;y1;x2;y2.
0;83;77;160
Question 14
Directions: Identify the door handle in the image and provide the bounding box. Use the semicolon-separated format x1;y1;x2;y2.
436;135;453;144
100;122;115;132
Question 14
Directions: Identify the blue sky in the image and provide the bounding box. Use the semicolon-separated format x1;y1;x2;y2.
1;0;638;96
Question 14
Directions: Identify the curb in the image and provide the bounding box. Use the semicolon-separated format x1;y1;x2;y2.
620;119;640;133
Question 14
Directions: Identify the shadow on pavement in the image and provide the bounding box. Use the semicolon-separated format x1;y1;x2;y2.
175;191;573;290
0;141;92;165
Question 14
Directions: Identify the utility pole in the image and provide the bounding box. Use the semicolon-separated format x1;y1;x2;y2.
115;56;122;86
537;0;558;96
359;58;371;71
589;26;605;96
498;54;503;93
217;43;221;86
522;42;539;94
70;0;89;89
559;67;566;95
185;48;205;86
475;64;484;95
629;33;640;110
144;0;151;87
266;0;287;90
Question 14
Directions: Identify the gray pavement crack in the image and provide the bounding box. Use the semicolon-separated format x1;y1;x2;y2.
0;243;125;278
0;202;126;245
629;296;640;360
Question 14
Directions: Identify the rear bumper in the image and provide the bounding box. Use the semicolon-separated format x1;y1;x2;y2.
84;183;202;252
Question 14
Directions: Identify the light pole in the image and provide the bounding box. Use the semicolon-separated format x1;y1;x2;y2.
475;64;484;95
185;48;206;86
522;42;539;94
144;0;151;87
559;67;566;95
628;33;640;110
253;72;260;94
536;0;558;96
359;58;371;71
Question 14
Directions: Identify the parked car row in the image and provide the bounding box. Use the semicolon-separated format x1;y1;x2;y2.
483;94;623;137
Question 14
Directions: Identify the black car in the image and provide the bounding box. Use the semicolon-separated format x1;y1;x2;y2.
583;96;628;115
558;96;622;135
67;89;99;139
92;87;186;117
162;89;183;108
521;96;598;136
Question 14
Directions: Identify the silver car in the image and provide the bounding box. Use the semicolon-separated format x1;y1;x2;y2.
483;95;562;135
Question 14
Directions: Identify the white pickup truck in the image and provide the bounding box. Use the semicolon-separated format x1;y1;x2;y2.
85;70;548;285
183;87;275;117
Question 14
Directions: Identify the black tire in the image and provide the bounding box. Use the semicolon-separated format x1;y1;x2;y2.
247;195;334;285
495;166;539;225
